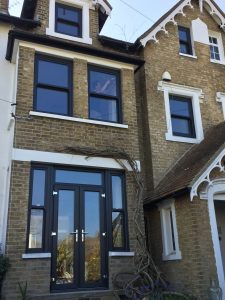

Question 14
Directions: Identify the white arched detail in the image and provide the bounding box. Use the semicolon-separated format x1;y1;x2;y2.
190;147;225;201
207;180;225;300
92;0;111;15
140;0;225;46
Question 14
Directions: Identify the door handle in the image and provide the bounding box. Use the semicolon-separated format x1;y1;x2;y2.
82;229;89;242
70;229;79;242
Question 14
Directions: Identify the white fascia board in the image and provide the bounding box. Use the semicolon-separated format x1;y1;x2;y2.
140;0;225;46
12;148;141;172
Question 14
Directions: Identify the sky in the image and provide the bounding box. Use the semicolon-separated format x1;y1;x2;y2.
9;0;225;42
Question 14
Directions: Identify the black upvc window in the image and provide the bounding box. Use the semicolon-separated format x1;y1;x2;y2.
34;55;73;116
110;174;128;250
169;95;196;138
55;3;82;37
27;168;47;252
178;26;193;55
88;66;122;123
209;36;220;61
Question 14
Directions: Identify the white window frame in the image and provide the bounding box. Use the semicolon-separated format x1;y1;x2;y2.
158;81;204;144
208;30;225;65
158;199;181;261
46;0;93;44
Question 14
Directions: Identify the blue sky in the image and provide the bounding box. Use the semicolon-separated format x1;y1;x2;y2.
9;0;225;42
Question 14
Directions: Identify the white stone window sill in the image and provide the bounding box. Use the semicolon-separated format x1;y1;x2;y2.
162;251;182;261
29;111;129;129
46;28;92;45
166;132;202;144
109;251;135;257
22;253;51;259
210;59;225;66
179;53;197;59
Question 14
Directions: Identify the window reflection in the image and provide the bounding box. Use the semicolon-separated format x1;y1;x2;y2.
28;209;43;249
56;170;102;185
32;169;45;206
112;212;124;248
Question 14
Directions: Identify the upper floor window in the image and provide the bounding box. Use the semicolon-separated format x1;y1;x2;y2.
55;3;82;38
208;31;225;64
209;36;220;61
88;66;121;123
46;0;92;44
158;81;204;144
34;55;73;116
169;95;196;138
178;26;193;56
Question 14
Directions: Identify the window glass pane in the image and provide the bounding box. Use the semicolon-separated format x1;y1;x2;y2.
36;87;68;115
112;176;123;209
38;60;69;88
90;97;118;122
90;71;117;97
212;37;218;44
164;208;175;255
112;212;124;248
56;22;80;37
57;5;80;22
215;53;220;60
180;43;189;54
170;97;190;117
55;170;102;185
28;209;43;249
171;117;190;135
57;190;74;285
32;169;45;206
179;28;188;41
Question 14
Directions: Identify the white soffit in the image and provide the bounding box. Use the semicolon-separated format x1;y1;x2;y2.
140;0;225;46
92;0;112;15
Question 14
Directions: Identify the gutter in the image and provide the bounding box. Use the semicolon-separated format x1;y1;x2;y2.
143;187;191;209
6;30;145;68
0;13;40;28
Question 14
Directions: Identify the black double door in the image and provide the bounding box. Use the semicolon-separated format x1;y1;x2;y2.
51;184;107;291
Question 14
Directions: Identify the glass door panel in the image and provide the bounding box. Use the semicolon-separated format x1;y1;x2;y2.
54;189;77;288
84;191;101;283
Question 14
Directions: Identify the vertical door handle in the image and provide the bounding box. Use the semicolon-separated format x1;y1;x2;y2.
82;229;89;242
70;229;79;242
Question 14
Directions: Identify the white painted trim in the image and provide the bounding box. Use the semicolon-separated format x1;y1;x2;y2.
108;251;135;257
46;0;92;44
140;0;194;45
216;92;225;119
158;199;182;261
12;148;141;172
191;147;225;201
179;53;197;59
207;180;225;300
18;42;134;70
29;111;129;129
208;30;225;64
22;253;51;259
139;0;225;46
158;81;204;144
93;0;111;15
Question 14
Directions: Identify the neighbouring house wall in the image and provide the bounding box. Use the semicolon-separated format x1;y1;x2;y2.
0;24;17;253
141;1;225;189
145;195;217;299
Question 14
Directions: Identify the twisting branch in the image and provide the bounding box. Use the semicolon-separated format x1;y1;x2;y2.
59;146;166;298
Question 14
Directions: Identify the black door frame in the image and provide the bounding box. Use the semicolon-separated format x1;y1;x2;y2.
51;183;108;292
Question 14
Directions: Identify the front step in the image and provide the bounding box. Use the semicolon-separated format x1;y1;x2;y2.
29;289;123;300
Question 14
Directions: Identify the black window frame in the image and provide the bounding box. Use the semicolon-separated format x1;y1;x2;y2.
88;65;122;124
33;54;73;117
26;165;129;253
55;2;82;38
178;26;193;56
169;94;196;138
